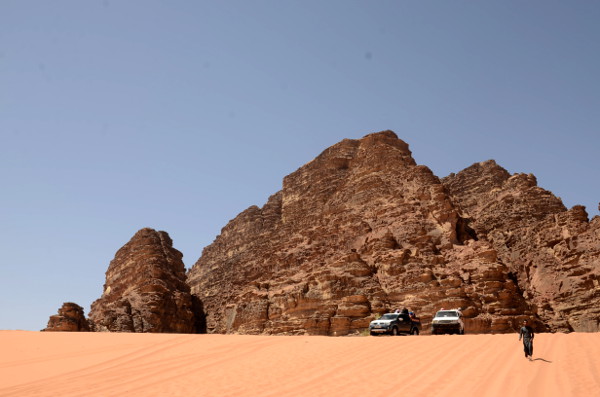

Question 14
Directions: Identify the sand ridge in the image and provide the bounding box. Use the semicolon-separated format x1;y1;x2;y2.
1;331;599;396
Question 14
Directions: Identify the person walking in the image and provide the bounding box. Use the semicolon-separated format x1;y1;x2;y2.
519;320;535;361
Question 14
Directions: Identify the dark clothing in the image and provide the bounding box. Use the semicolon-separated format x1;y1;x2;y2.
522;339;533;357
519;326;534;357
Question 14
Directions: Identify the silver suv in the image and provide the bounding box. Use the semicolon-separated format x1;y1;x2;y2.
431;309;464;335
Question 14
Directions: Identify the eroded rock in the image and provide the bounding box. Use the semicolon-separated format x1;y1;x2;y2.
43;302;90;332
89;228;196;333
443;161;600;332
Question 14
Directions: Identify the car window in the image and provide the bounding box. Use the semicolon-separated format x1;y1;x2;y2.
436;311;458;317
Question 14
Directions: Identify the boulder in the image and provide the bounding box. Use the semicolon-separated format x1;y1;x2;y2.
43;302;90;332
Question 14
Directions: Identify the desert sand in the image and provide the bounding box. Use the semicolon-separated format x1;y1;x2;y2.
1;331;599;396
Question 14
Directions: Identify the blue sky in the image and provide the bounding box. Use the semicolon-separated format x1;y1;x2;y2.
1;1;598;331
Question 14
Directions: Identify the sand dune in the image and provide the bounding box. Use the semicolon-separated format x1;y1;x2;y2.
1;331;599;396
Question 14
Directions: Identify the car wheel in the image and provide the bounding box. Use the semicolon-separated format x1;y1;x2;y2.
391;327;398;336
370;331;377;336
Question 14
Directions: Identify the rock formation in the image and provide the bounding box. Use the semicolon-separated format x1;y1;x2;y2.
187;130;565;335
43;302;90;332
89;228;196;333
44;130;598;335
442;161;600;332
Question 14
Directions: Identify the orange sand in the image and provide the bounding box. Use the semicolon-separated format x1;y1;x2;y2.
1;331;599;396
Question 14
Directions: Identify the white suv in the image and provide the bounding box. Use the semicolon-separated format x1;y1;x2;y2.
431;309;464;335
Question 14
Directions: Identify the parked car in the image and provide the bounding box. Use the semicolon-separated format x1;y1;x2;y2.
431;309;464;335
369;312;421;336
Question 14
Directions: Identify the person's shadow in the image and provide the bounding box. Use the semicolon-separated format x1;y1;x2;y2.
533;358;552;363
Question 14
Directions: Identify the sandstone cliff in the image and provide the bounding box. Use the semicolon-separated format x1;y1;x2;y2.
187;131;553;335
442;161;600;332
89;228;196;333
43;302;90;332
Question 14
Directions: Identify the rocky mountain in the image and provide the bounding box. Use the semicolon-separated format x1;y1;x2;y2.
44;130;598;335
43;302;90;332
88;228;196;333
187;130;596;335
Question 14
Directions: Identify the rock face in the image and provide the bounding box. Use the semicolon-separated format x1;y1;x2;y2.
187;131;559;335
89;228;196;333
43;302;90;332
442;161;600;332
